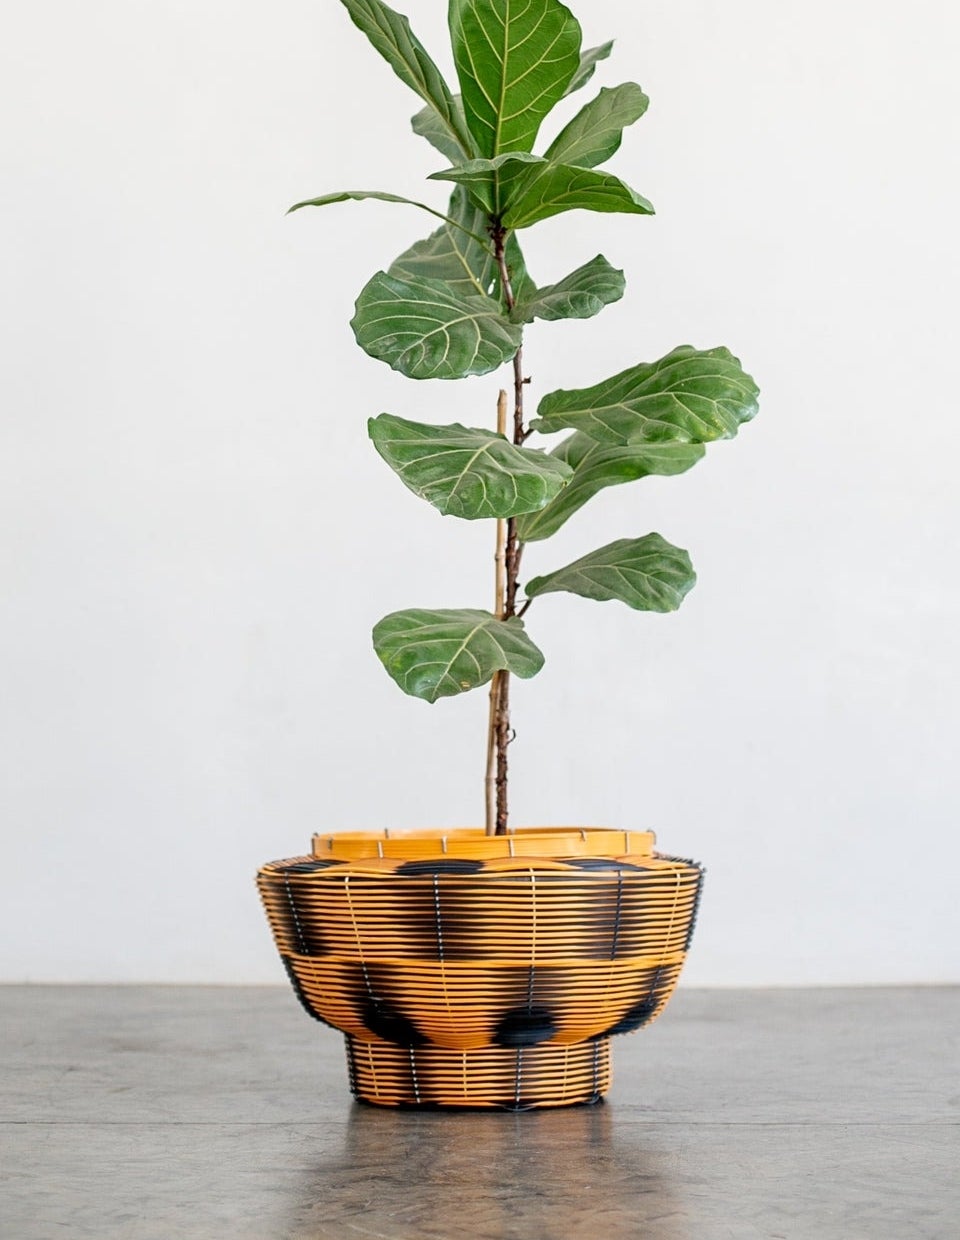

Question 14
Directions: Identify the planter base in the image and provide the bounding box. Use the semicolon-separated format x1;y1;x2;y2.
346;1034;611;1110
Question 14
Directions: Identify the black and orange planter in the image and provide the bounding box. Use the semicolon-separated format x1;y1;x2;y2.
258;827;703;1110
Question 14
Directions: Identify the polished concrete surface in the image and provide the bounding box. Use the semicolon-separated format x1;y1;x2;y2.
2;986;957;1239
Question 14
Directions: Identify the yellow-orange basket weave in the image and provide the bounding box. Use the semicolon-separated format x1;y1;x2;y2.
257;827;703;1110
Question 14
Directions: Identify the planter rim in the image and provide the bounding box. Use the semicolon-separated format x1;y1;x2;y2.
312;825;656;862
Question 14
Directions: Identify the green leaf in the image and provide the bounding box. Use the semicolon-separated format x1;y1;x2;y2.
544;83;649;169
533;346;760;443
389;187;497;299
287;190;487;243
373;608;544;701
449;0;582;158
525;534;696;611
411;98;472;164
516;436;704;542
502;160;655;228
351;270;522;380
431;154;653;227
368;413;572;519
499;232;536;304
388;186;535;312
339;0;474;159
564;41;614;96
430;152;542;217
511;254;624;323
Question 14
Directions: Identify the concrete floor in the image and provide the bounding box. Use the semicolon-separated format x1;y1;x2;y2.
2;987;957;1240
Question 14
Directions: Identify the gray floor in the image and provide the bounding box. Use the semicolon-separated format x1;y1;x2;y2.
2;987;958;1240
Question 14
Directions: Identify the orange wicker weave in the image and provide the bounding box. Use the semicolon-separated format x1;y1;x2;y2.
257;827;702;1109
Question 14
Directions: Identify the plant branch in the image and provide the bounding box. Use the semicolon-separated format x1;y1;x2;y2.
485;390;509;835
490;224;528;834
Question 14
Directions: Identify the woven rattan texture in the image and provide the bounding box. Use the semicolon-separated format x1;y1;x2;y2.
258;831;703;1109
345;1035;612;1110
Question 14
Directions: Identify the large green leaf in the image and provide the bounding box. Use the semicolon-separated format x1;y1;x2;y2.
525;534;695;611
387;186;534;311
533;346;760;443
511;254;623;323
411;98;471;164
503;160;654;228
351;270;522;380
516;435;704;541
368;413;572;519
564;41;613;96
373;608;544;701
287;190;486;243
449;0;582;158
388;187;497;298
430;152;542;217
544;83;649;169
431;154;653;227
339;0;474;159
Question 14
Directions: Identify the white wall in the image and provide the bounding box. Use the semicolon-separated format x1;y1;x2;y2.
2;0;958;985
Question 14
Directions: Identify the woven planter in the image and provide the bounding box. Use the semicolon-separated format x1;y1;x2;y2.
257;827;703;1110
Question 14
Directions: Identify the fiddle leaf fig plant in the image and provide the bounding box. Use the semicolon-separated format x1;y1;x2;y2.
293;0;759;834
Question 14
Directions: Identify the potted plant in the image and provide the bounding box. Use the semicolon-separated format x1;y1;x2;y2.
258;0;758;1110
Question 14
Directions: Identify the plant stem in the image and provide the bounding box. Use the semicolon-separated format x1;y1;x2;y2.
490;225;526;834
485;390;508;835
